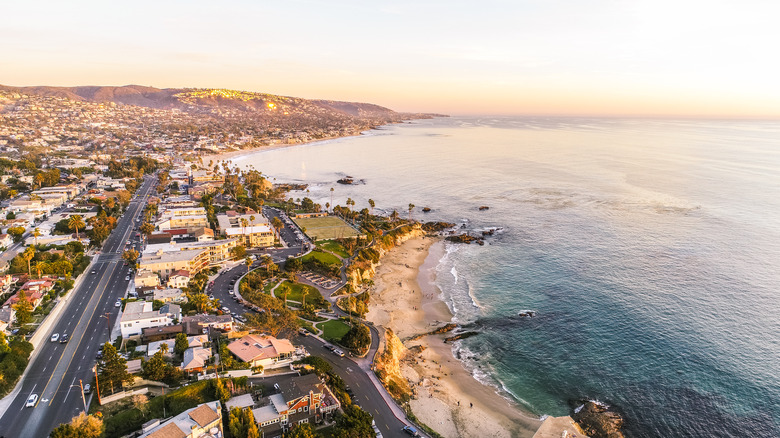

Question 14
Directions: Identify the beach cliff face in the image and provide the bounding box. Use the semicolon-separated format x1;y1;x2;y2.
346;224;426;291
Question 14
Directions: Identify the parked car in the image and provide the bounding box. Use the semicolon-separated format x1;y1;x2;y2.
402;426;419;437
333;349;346;357
83;383;91;393
50;333;59;342
298;328;309;336
25;393;38;408
60;333;69;343
115;299;122;307
125;276;130;281
91;270;96;274
324;344;335;351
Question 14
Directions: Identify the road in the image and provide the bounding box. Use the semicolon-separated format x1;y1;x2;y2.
207;219;412;438
0;175;157;438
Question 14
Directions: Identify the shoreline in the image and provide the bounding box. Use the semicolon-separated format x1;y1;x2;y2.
366;237;542;438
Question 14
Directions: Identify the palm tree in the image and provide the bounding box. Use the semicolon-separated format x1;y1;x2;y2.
368;199;375;215
408;203;415;221
32;228;41;247
160;342;169;355
279;284;291;308
245;256;253;274
301;288;309;307
68;215;85;241
330;187;334;211
22;246;35;278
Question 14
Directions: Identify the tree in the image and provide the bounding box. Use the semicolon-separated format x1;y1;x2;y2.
390;210;399;221
98;342;134;394
68;215;85;241
333;404;375;438
174;332;189;356
50;412;104;438
32;228;41;246
278;283;291;308
230;244;247;260
22;246;35;277
408;203;415;221
159;342;169;355
13;289;34;326
7;225;25;243
330;187;335;210
141;351;170;382
188;292;214;313
122;249;139;265
228;407;260;438
301;287;309;307
271;217;283;241
116;190;131;208
245;256;253;273
341;323;371;354
286;423;316;438
368;199;375;215
140;222;154;235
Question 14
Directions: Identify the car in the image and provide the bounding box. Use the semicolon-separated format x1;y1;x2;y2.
83;383;91;394
372;423;383;438
229;290;235;295
126;240;131;245
402;426;419;437
324;344;335;351
25;393;38;407
91;270;96;274
60;333;69;343
333;349;345;357
221;306;230;313
298;328;309;336
96;350;103;359
125;276;130;281
50;333;59;342
115;299;122;307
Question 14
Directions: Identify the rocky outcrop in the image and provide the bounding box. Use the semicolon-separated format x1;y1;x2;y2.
572;401;625;438
446;234;483;245
421;221;455;233
479;206;490;211
444;331;479;343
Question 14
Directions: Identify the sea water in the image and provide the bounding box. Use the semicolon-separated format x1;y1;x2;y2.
233;117;780;437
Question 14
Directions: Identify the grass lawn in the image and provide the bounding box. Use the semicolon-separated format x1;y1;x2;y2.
317;240;351;258
274;281;327;308
301;249;341;266
293;216;361;241
316;319;352;342
263;280;280;294
298;318;317;334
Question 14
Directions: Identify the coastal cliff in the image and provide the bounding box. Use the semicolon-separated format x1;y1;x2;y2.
346;223;427;291
373;328;412;401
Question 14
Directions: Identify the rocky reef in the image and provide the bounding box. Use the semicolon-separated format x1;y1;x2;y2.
571;400;626;438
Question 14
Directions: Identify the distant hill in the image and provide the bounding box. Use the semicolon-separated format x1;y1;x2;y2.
0;84;437;120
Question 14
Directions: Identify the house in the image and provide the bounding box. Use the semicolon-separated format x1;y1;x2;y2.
135;270;160;288
251;374;340;437
5;290;44;309
138;401;223;438
0;234;12;248
153;287;186;303
120;301;181;339
166;271;191;289
223;225;274;248
142;324;184;343
226;334;296;369
0;307;14;332
182;314;233;334
192;227;214;242
181;347;212;372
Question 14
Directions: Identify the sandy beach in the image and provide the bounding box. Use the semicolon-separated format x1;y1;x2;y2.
367;237;542;438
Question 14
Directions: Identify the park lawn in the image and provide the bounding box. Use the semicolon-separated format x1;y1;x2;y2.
293;216;361;241
275;281;327;308
316;319;352;342
298;318;317;334
318;240;350;258
302;249;341;266
263;279;280;294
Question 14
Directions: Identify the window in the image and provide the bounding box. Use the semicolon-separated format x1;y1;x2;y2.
304;406;308;412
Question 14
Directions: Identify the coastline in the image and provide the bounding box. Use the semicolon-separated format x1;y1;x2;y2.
366;237;542;438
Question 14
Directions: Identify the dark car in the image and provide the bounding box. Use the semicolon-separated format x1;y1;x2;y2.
402;426;419;437
59;333;69;343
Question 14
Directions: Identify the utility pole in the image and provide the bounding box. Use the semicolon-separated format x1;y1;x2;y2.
79;379;87;413
93;366;101;405
102;312;112;343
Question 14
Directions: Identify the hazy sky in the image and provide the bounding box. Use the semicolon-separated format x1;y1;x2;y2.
2;0;780;117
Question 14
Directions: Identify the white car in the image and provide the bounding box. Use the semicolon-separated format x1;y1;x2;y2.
50;333;59;342
26;393;38;407
115;300;122;307
125;276;130;281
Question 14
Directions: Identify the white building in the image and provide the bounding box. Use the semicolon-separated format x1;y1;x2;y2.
120;301;181;339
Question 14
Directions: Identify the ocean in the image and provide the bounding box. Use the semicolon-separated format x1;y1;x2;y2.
231;117;780;437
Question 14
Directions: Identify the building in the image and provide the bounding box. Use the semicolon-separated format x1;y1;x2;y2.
0;234;13;248
135;270;161;288
226;334;296;369
139;248;210;280
251;374;340;437
166;270;191;289
156;215;209;231
142;325;183;343
120;301;182;339
138;401;223;438
144;239;238;267
182;314;234;334
223;225;274;248
0;307;14;332
153;287;187;303
190;170;224;184
181;346;212;372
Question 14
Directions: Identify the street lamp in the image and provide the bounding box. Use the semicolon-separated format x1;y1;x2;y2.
101;312;111;343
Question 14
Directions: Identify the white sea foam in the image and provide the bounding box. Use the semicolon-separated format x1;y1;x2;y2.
451;266;458;284
466;280;483;310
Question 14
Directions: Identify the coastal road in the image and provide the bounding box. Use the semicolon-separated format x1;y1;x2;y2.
0;175;157;438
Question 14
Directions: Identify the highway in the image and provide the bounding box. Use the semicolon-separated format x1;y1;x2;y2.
0;175;157;438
